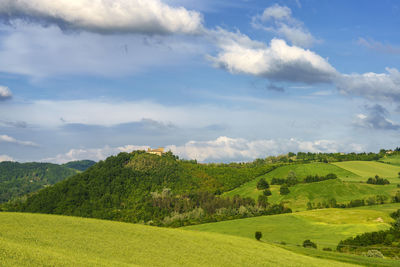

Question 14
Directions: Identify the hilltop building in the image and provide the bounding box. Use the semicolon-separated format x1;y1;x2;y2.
147;147;164;156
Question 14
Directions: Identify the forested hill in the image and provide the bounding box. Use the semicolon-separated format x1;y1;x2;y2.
62;160;96;171
0;161;78;203
3;151;281;226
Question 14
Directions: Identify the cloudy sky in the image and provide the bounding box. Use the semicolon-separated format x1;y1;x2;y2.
0;0;400;163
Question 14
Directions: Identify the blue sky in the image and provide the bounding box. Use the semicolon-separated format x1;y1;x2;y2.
0;0;400;163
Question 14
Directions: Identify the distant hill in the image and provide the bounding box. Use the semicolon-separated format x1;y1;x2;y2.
4;151;280;225
62;160;96;171
0;161;78;203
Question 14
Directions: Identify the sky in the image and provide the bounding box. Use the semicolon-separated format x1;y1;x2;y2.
0;0;400;163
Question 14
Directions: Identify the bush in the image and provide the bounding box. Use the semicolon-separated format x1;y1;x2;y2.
365;249;384;258
303;239;317;249
257;178;269;190
280;185;290;195
255;231;262;241
263;189;272;196
323;247;332;251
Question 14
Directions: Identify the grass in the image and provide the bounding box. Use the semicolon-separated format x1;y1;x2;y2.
0;212;357;267
380;155;400;166
332;161;400;182
184;208;392;249
184;207;400;266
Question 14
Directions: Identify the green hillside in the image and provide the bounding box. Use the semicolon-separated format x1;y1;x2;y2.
0;212;355;267
380;154;400;166
0;161;78;203
3;151;280;226
333;161;400;182
184;207;394;249
62;160;96;171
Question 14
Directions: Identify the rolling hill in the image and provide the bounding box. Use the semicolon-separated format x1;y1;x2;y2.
0;161;78;203
332;161;400;182
0;212;356;267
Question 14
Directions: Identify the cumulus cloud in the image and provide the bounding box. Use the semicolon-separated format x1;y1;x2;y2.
0;134;38;147
0;86;12;101
336;68;400;102
357;37;400;55
168;136;364;162
0;154;14;162
43;145;149;164
0;0;203;35
209;29;337;84
354;104;400;130
252;4;316;47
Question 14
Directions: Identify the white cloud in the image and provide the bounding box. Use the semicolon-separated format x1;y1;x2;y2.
0;154;14;162
209;29;337;84
0;134;38;147
0;23;208;78
353;104;400;130
0;0;204;35
336;68;400;102
168;136;364;162
357;37;400;55
252;4;316;47
0;86;12;101
42;136;364;164
43;145;149;164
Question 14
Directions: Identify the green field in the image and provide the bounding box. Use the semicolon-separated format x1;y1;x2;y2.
380;155;400;166
333;161;400;182
0;212;357;267
184;208;393;249
224;162;360;200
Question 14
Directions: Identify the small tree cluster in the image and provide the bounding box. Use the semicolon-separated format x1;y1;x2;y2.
257;178;269;190
366;175;390;185
303;239;317;249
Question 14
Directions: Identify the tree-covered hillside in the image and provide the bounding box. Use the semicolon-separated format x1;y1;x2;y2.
62;160;96;171
0;161;78;203
3;151;287;226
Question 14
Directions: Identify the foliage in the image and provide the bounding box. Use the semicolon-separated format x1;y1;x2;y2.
365;250;384;258
62;160;96;171
255;231;262;241
367;175;390;185
263;189;272;196
0;161;77;203
4;151;289;226
280;185;290;195
256;178;269;190
303;239;317;249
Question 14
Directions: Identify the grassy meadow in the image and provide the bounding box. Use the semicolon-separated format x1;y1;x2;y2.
0;212;358;267
332;161;400;182
380;155;400;166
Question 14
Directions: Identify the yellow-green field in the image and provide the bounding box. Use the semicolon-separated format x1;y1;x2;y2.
332;161;400;182
184;207;395;249
380;155;400;166
0;212;357;267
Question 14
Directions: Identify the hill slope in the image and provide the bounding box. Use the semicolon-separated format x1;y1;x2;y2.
0;212;355;267
62;160;96;171
0;161;78;203
332;161;400;182
4;151;277;225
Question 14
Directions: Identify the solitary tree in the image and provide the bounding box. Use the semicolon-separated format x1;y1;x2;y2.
280;184;290;195
255;231;262;241
257;178;269;190
263;189;272;196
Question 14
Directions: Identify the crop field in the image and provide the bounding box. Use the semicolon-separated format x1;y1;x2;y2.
184;208;392;249
380;155;400;166
332;161;400;182
0;212;357;267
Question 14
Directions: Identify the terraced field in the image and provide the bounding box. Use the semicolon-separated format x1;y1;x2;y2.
333;161;400;182
0;212;356;267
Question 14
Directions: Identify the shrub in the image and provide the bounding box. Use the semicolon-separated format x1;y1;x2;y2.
323;247;332;251
255;231;262;241
257;178;269;190
280;185;290;195
263;189;272;196
365;250;384;258
303;239;317;249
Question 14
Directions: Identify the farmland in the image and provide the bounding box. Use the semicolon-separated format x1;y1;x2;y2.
0;212;356;267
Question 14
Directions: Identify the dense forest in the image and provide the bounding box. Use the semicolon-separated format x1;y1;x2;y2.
62;160;96;171
2;151;288;226
0;160;96;203
0;161;78;203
